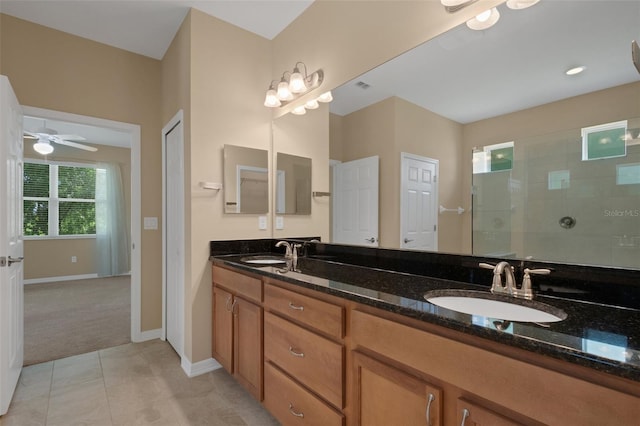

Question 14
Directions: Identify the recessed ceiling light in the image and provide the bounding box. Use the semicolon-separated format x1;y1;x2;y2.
565;66;586;76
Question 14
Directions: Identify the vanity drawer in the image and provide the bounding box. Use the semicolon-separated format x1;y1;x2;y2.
264;283;344;339
212;266;262;303
264;361;344;426
264;312;344;409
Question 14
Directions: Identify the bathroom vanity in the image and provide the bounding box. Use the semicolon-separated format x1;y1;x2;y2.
210;240;640;426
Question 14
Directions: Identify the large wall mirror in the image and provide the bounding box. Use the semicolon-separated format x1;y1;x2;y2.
275;152;312;215
326;0;639;269
223;144;269;214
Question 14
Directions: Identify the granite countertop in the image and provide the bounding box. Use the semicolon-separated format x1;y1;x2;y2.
212;253;640;383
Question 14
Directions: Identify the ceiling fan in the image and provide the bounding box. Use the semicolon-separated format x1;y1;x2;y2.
23;127;98;155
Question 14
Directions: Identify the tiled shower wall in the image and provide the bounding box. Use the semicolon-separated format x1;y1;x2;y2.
473;118;640;268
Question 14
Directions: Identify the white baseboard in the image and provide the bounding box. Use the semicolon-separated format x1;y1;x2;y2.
181;356;222;378
132;328;162;343
24;273;99;285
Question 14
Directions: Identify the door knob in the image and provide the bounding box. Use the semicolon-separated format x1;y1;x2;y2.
8;256;23;266
404;238;414;243
365;237;376;243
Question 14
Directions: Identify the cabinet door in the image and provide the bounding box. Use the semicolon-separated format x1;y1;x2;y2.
353;351;442;426
457;399;521;426
212;286;233;373
233;297;263;400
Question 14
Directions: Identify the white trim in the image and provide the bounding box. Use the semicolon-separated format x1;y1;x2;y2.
180;356;222;378
24;273;99;285
132;328;162;343
22;106;143;346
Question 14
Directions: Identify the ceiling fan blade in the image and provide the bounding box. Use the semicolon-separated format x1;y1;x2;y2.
23;131;38;139
53;139;98;152
54;134;86;141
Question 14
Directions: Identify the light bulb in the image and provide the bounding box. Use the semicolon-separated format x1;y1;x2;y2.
466;8;500;30
305;99;319;109
291;106;306;115
317;91;333;103
34;139;54;155
506;0;540;10
565;66;586;76
264;89;281;107
277;80;293;101
289;68;307;94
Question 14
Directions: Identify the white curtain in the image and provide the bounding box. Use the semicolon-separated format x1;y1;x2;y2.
96;163;130;277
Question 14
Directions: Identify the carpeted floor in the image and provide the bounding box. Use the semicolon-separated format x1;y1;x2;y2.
23;275;131;366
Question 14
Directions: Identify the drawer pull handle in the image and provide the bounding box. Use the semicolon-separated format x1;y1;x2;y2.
288;302;304;311
288;403;304;418
425;393;435;426
460;408;470;426
288;346;305;357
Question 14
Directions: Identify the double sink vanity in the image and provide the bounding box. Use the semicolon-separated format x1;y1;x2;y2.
210;238;640;425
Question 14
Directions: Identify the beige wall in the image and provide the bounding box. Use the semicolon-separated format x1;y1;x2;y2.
1;14;163;332
23;143;132;280
187;10;273;362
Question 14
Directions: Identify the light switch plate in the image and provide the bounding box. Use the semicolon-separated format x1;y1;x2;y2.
144;217;158;230
258;216;267;230
276;216;284;230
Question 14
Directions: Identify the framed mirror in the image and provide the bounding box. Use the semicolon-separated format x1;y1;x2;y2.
275;152;312;215
223;144;268;214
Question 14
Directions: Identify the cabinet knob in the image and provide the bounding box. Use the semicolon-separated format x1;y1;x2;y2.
288;346;305;358
225;295;233;312
288;403;304;418
425;393;435;426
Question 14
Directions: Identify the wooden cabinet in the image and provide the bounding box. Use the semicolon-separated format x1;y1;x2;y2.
264;361;344;426
456;399;521;426
352;351;443;426
212;266;263;400
263;281;346;425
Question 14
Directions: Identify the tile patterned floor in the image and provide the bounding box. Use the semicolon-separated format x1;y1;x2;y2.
0;340;280;426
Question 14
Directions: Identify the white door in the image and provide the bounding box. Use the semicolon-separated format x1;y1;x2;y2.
163;112;184;357
400;153;438;251
0;76;24;416
332;156;379;246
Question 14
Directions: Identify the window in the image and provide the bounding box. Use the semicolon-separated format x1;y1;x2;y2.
472;141;514;174
581;120;627;161
23;161;97;237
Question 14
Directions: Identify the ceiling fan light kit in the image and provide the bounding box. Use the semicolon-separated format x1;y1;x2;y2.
24;123;97;155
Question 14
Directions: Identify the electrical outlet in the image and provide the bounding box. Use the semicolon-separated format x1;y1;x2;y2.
71;256;77;263
258;216;267;230
276;216;284;230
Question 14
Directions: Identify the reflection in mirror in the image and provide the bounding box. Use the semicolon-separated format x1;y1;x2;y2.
276;153;312;215
327;0;639;268
223;145;268;214
472;118;640;269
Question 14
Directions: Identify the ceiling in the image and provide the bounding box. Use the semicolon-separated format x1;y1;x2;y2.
330;0;640;123
5;1;640;148
0;0;314;59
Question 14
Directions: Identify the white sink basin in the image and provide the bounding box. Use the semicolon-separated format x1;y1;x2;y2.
424;289;567;323
240;255;287;265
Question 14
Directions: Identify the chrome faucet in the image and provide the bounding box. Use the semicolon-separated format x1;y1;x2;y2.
479;262;550;300
275;241;293;259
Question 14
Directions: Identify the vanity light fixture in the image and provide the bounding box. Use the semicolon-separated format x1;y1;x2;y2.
291;105;307;115
566;66;586;76
466;7;500;30
263;80;281;107
264;62;333;115
506;0;540;10
440;0;479;13
33;137;54;155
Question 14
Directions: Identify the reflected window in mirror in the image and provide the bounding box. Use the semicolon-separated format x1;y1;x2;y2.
276;153;312;215
223;145;269;214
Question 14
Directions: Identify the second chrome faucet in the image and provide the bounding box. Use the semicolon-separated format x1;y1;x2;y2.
479;261;550;300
